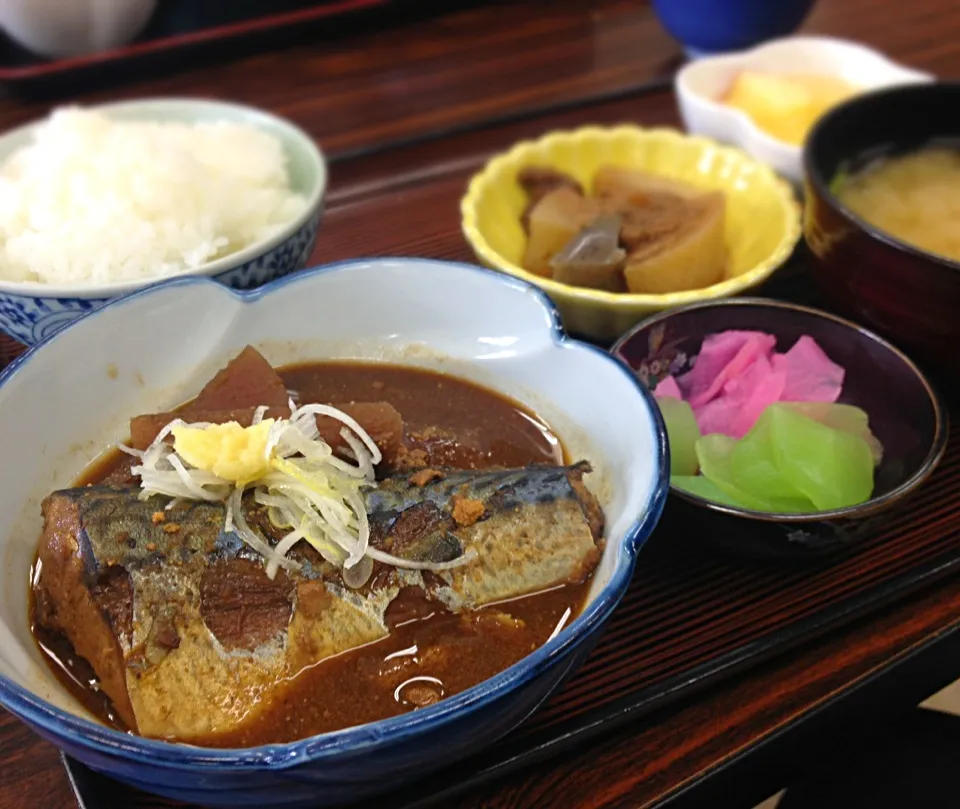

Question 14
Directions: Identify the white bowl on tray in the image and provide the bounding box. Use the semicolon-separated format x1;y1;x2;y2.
0;98;327;347
0;0;157;58
675;36;934;183
0;258;668;808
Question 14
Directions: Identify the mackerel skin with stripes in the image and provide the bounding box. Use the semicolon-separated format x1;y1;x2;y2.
32;463;602;741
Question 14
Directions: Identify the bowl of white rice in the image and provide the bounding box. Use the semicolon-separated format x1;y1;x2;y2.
0;98;326;345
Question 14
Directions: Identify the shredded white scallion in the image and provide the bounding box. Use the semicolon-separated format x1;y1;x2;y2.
365;546;479;571
266;528;306;580
227;487;301;575
119;402;475;583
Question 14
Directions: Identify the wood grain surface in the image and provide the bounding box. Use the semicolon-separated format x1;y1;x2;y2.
2;2;960;808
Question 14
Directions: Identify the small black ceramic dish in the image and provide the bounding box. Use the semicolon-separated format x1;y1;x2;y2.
612;298;948;562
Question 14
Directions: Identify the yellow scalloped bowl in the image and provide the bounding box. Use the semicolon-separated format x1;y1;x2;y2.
461;125;801;341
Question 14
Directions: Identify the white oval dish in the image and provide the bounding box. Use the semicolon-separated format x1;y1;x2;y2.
675;36;933;183
0;258;667;807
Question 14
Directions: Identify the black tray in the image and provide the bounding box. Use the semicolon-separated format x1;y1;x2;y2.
0;0;402;96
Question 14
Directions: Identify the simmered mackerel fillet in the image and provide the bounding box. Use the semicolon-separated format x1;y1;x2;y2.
33;463;602;741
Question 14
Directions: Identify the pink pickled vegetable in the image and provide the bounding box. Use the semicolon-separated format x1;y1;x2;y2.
695;352;786;439
772;335;844;403
654;375;683;400
679;331;776;408
656;330;846;439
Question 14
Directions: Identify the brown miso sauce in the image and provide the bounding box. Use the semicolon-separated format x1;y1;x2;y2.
30;362;594;745
281;362;565;469
30;615;128;732
74;362;566;486
203;581;588;747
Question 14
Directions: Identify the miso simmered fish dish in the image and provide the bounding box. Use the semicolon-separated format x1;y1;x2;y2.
30;347;604;746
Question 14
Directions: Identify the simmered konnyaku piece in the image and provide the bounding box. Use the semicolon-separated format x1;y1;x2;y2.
128;345;404;463
130;346;291;449
33;463;601;741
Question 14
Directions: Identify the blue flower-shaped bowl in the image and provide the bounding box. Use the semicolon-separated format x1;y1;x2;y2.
0;258;667;807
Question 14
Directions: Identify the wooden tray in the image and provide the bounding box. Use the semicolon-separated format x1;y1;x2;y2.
0;0;393;95
60;439;960;808
1;257;953;808
1;48;956;805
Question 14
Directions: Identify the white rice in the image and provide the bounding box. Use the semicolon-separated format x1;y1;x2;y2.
0;107;308;285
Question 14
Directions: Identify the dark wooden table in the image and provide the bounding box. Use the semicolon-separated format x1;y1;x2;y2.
3;2;960;807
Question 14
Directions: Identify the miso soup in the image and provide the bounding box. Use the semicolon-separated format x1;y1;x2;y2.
835;146;960;263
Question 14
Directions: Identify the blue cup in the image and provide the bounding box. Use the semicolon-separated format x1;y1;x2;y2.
652;0;818;58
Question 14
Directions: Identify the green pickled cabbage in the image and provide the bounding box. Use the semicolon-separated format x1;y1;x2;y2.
657;396;701;476
672;403;879;514
695;433;815;513
757;404;874;510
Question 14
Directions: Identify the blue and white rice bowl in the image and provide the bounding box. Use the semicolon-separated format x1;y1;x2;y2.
0;259;667;807
0;98;326;346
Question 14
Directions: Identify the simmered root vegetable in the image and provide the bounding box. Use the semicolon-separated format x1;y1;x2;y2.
517;164;727;294
623;192;726;294
593;165;704;202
